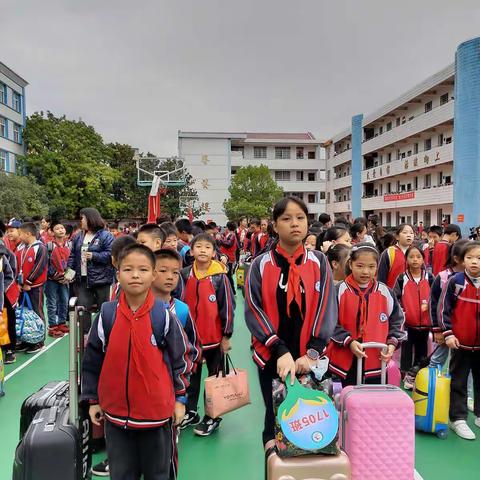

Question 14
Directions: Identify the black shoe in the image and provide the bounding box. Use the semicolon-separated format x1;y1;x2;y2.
4;351;16;364
179;410;201;430
25;343;44;354
15;342;28;352
193;416;222;436
91;459;109;477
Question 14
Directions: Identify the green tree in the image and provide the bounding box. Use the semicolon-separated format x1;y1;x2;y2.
107;143;148;218
21;112;122;218
223;165;284;220
0;173;49;220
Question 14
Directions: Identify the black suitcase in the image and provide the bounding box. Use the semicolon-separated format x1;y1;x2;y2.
13;299;92;479
19;381;69;439
13;405;91;480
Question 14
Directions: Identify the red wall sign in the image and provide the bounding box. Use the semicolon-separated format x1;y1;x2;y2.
384;192;416;202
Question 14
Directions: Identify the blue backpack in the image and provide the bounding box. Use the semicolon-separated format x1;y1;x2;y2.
171;298;189;327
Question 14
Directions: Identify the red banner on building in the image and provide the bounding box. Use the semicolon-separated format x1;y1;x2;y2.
383;192;415;202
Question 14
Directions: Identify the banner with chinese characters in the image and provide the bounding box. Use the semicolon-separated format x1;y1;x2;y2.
384;192;415;202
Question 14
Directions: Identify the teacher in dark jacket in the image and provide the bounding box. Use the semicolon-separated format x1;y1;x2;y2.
68;208;114;330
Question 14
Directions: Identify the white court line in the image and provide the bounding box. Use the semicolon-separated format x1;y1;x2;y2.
414;469;424;480
5;334;67;382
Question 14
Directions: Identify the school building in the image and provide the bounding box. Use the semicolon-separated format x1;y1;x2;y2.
324;36;480;234
0;62;28;174
178;131;326;224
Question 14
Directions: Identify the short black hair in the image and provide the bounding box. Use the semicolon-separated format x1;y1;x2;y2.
50;220;65;230
272;196;308;222
318;213;331;225
160;222;178;238
250;218;261;227
154;248;182;263
19;222;37;237
111;235;137;260
117;243;156;268
191;232;216;249
444;224;462;238
350;222;366;240
79;208;105;232
192;220;206;231
205;224;216;232
428;225;443;237
226;221;237;231
175;218;192;235
461;241;480;260
138;223;166;242
207;221;217;229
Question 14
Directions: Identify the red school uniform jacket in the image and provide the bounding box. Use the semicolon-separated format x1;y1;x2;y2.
219;231;238;263
394;270;433;329
328;275;405;379
438;272;480;350
180;260;235;350
432;240;450;276
47;240;71;281
244;247;338;368
16;241;48;288
377;245;406;289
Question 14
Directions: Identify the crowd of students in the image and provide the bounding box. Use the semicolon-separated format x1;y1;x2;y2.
1;199;480;479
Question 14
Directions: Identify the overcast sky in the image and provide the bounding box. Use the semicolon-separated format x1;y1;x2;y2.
3;0;480;155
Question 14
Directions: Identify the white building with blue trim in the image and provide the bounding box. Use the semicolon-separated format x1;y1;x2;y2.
0;62;28;174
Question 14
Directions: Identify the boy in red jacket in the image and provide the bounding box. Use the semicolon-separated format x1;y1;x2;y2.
16;222;48;354
82;244;193;479
432;224;461;276
180;233;235;436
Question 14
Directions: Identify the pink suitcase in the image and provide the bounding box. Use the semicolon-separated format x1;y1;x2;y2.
386;359;401;387
339;342;415;480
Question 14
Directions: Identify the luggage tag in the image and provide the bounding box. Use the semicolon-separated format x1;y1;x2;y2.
277;373;339;451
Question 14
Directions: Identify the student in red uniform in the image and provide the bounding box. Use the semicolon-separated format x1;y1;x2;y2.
432;224;462;276
15;222;48;353
423;225;443;273
394;245;434;389
377;223;414;289
438;241;480;440
328;243;405;387
236;216;248;252
180;233;235;436
245;196;337;448
248;219;262;258
218;221;238;291
44;222;71;338
39;217;54;244
5;219;22;253
325;244;351;286
82;244;193;479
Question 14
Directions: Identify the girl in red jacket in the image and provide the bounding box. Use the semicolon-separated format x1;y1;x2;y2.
393;245;433;389
328;243;405;386
438;241;480;440
245;196;337;449
377;223;414;289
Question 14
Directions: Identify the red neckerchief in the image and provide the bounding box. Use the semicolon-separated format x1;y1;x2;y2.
276;243;305;318
345;274;376;338
118;289;157;393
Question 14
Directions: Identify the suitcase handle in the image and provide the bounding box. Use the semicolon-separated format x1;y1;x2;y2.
356;342;388;385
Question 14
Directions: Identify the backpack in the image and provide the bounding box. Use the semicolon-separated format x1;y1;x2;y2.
99;300;169;350
172;298;189;328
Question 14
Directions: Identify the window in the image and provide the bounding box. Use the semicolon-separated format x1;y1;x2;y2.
0;150;6;171
445;136;452;144
444;175;452;184
387;182;391;193
440;93;449;105
424;138;432;151
396;117;401;127
231;168;237;175
296;171;304;181
308;194;316;204
413;210;418;224
387;153;392;163
438;171;443;185
414;176;418;190
397;149;401;160
296;147;304;159
387;122;392;131
13;92;21;113
291;192;304;199
327;170;331;181
231;145;244;153
424;209;431;226
407;150;412;157
425;174;431;188
386;212;392;226
327;192;330;203
0;116;6;137
13;123;21;143
402;117;406;124
320;191;326;200
407;183;412;191
275;147;290;159
438;134;444;146
308;151;315;159
254;146;267;159
379;126;383;135
275;170;290;181
425;101;433;113
414;143;419;154
401;152;406;159
0;83;6;104
308;172;316;181
379;184;383;195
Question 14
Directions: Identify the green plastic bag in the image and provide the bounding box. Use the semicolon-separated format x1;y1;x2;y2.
273;373;339;458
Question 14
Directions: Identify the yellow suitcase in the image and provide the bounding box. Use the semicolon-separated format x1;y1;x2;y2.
412;366;450;439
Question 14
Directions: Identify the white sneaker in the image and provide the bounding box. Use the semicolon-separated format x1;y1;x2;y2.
467;397;474;412
450;420;476;440
475;417;480;428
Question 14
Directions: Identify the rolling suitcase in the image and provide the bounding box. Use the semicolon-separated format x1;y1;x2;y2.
13;298;92;480
339;342;415;480
266;446;351;480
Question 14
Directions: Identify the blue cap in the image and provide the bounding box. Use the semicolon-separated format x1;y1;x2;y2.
7;219;22;229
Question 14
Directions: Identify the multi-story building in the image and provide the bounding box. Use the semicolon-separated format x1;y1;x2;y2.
178;131;326;224
0;62;28;173
325;64;455;227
